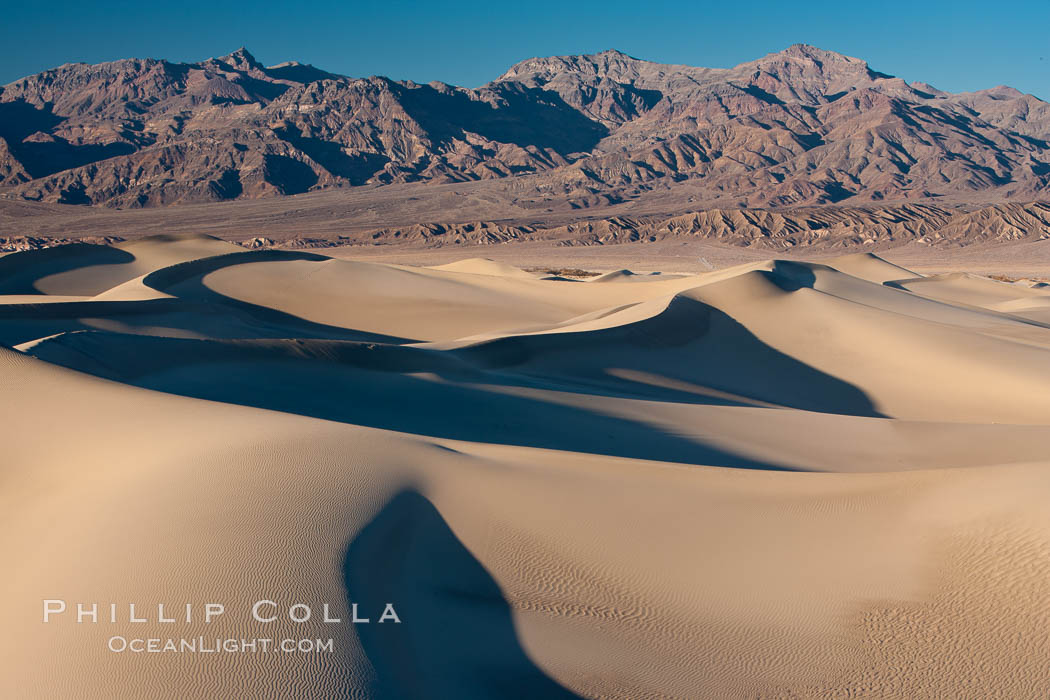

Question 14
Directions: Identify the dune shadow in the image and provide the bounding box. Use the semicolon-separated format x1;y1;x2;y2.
453;294;882;418
141;250;415;343
134;358;791;469
344;490;583;700
9;250;880;469
0;244;135;295
766;260;817;291
17;325;797;469
13;291;881;468
0;299;368;346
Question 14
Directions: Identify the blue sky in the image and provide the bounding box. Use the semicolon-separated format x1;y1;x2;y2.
1;0;1047;99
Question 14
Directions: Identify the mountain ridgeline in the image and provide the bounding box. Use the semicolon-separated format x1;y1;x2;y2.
0;45;1048;209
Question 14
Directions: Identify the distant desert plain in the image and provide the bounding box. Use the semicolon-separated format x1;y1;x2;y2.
3;43;1050;699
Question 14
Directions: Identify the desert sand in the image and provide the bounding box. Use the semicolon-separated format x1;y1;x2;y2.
3;235;1050;698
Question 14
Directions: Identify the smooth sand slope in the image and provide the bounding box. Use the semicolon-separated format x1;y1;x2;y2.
3;236;1050;698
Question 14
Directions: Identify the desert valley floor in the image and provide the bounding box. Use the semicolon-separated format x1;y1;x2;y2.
4;235;1050;698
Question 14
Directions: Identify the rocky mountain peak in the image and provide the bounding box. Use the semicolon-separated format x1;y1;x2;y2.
215;47;263;73
494;48;649;84
778;43;864;64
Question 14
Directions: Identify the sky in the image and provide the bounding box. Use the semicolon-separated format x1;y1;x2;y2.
1;0;1047;99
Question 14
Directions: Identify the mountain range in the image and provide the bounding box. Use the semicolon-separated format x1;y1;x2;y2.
1;45;1048;210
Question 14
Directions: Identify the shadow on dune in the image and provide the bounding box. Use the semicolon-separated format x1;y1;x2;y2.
142;249;332;289
0;295;406;347
766;260;817;290
344;490;583;700
0;302;386;347
17;291;882;468
24;330;790;468
0;248;407;345
141;250;414;344
454;293;881;418
133;358;790;469
0;244;135;295
9;248;880;468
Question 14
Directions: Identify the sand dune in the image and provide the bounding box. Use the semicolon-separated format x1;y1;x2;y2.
427;257;540;280
0;234;242;296
822;251;921;284
892;271;1050;308
4;236;1050;698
